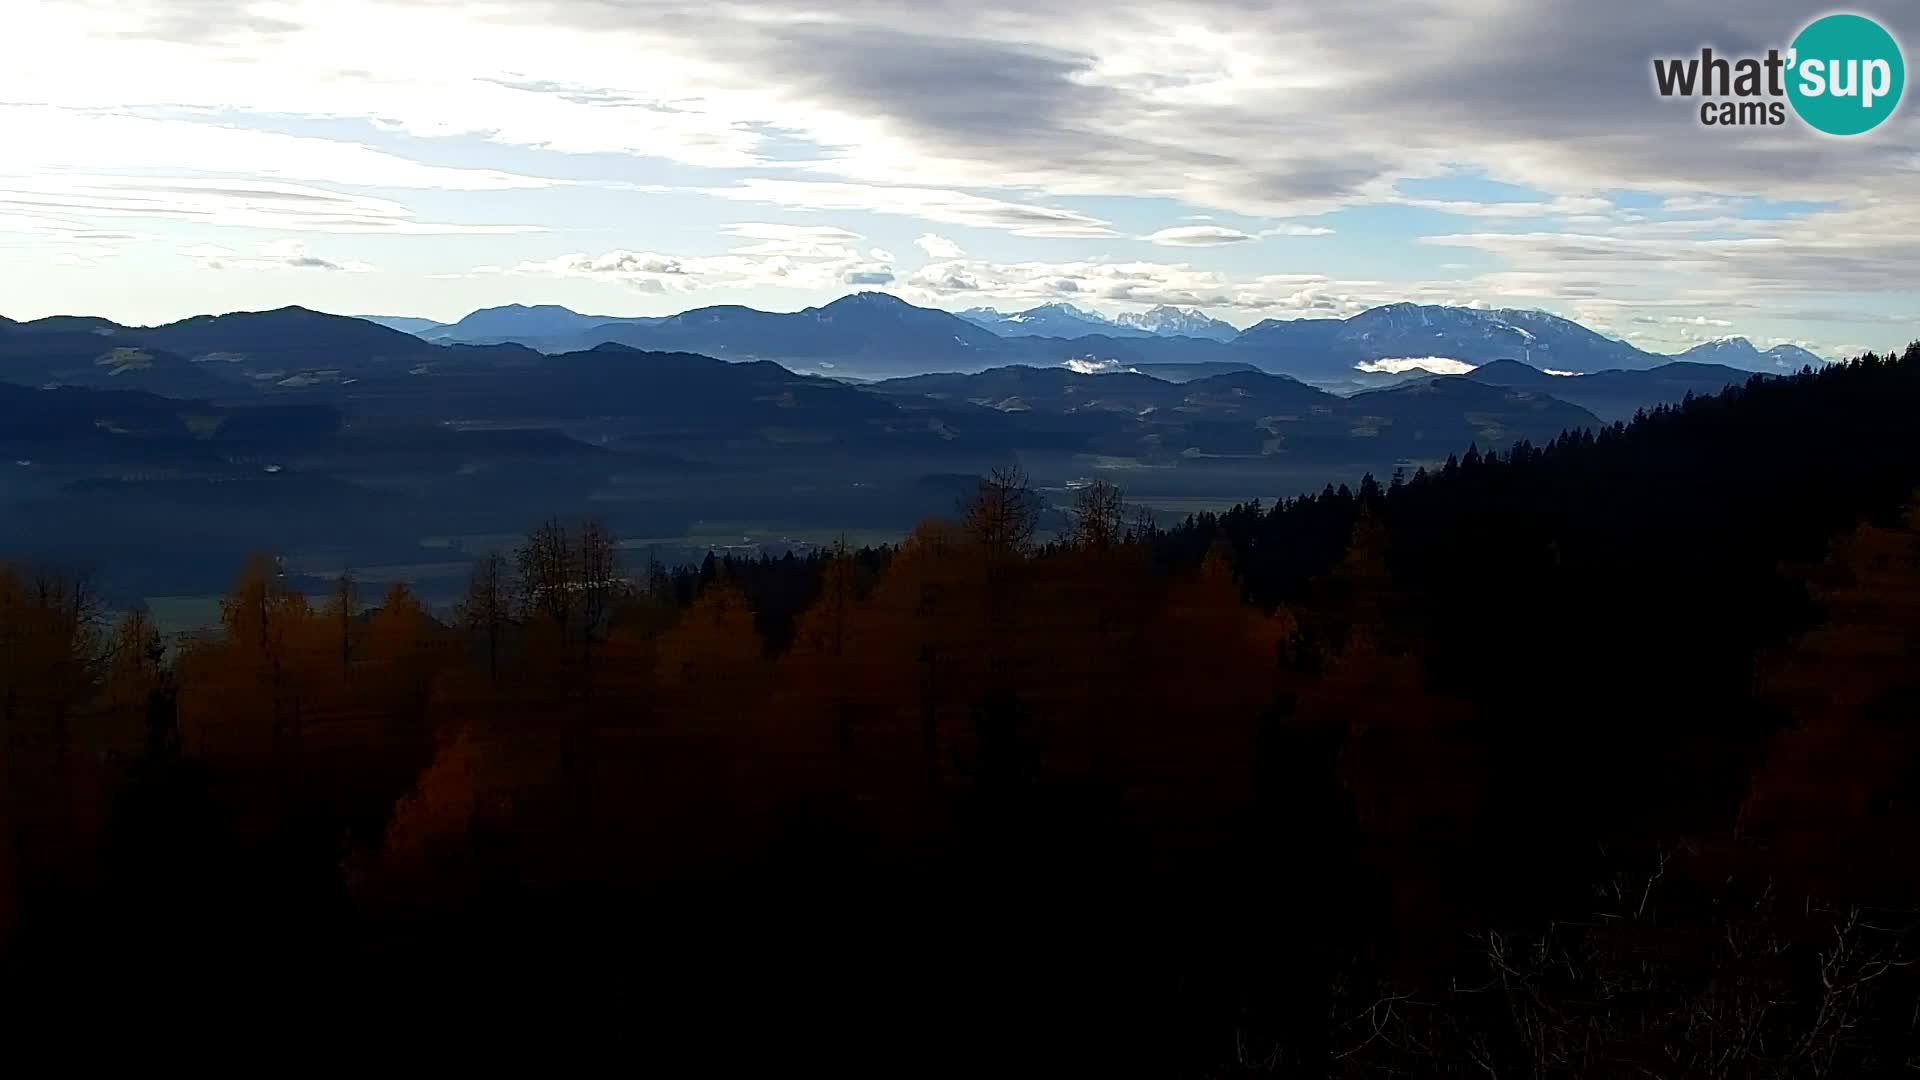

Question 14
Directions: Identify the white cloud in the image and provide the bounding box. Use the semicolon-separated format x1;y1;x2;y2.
1063;358;1139;374
915;233;965;258
1354;357;1476;375
1395;195;1616;219
1261;223;1335;237
505;244;885;293
1145;225;1253;246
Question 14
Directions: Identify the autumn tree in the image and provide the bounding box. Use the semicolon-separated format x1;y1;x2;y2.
103;603;165;716
1126;504;1158;543
961;466;1038;681
323;571;358;678
458;551;513;683
790;538;859;662
0;565;104;745
654;574;763;706
363;582;439;717
576;517;619;635
1069;479;1127;550
514;516;622;690
195;551;320;750
785;539;866;775
576;516;620;692
963;465;1039;560
1745;496;1920;897
517;516;575;637
0;564;109;938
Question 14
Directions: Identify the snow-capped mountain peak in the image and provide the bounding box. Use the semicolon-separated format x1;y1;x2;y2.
1113;305;1239;342
958;302;1144;338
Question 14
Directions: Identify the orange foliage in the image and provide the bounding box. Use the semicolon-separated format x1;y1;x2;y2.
653;575;765;719
1745;499;1920;895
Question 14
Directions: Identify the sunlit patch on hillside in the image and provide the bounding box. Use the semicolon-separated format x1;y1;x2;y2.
94;347;152;374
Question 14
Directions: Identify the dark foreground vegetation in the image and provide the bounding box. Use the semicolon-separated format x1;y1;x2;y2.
4;347;1920;1073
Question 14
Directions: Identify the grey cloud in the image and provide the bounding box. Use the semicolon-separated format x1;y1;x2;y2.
113;0;1920;216
843;269;896;285
519;0;1918;213
1340;1;1920;195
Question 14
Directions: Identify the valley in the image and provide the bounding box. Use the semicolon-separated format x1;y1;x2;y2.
0;293;1794;618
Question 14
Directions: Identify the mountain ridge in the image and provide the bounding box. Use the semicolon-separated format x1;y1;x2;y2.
1676;336;1827;370
15;296;1832;390
365;294;1812;378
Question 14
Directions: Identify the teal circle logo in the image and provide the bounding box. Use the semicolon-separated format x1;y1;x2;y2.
1787;13;1905;135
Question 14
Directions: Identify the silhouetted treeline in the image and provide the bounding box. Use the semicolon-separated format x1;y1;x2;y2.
4;347;1920;1073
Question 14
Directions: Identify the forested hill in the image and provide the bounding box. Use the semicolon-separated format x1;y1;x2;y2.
1151;345;1920;897
1164;343;1920;651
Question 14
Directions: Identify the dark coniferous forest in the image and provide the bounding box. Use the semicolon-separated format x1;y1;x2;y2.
5;346;1920;1073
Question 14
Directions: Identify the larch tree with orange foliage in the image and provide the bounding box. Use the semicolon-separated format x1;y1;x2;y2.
653;573;764;723
1744;495;1920;898
0;564;109;945
180;552;326;761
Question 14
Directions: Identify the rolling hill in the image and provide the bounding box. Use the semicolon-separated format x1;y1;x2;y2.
1463;358;1761;422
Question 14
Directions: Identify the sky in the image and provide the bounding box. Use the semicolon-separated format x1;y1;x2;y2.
3;0;1918;358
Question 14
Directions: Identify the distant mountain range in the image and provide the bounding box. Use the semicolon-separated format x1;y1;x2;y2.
344;294;1823;380
2;294;1806;603
356;315;449;335
0;300;1777;434
1675;336;1826;370
429;304;656;345
1115;305;1241;342
955;302;1240;343
957;302;1151;339
1233;303;1670;376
